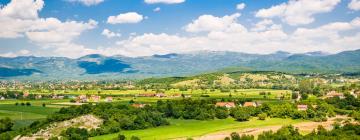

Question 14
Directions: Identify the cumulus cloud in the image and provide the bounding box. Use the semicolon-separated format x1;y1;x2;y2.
101;29;121;38
99;13;360;57
236;3;246;10
255;0;341;26
153;7;161;12
66;0;104;6
349;0;360;10
251;19;282;32
107;12;144;24
0;0;98;58
184;13;242;33
144;0;185;4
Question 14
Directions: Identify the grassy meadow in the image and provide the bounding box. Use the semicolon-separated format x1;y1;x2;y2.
0;101;60;129
92;118;306;140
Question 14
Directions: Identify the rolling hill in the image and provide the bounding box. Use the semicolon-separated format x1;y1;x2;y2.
0;49;359;80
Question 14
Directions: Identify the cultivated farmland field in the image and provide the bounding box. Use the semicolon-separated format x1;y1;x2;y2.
91;118;305;140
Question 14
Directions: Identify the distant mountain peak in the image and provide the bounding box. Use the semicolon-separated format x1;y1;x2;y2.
152;53;178;58
303;51;330;56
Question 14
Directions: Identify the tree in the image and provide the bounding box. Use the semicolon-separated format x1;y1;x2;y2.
230;132;241;140
130;136;140;140
233;108;250;121
116;134;126;140
26;102;31;106
61;127;89;140
0;117;13;133
215;107;229;119
258;113;267;120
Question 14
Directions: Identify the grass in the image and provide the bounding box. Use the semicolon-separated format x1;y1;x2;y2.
0;104;60;129
91;118;306;140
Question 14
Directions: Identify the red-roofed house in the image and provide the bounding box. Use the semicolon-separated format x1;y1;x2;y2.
132;103;146;108
297;105;308;111
325;91;345;99
243;102;257;107
215;102;236;108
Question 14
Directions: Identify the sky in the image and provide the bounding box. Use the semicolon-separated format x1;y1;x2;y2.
0;0;359;58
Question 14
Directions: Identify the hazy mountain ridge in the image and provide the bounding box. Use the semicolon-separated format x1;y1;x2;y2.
0;49;359;80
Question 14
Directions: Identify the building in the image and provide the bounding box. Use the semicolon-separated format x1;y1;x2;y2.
297;105;308;111
243;102;257;107
138;93;156;97
105;96;113;102
76;95;88;103
155;93;166;98
172;93;181;98
131;103;146;108
325;91;345;99
90;95;101;102
215;102;236;108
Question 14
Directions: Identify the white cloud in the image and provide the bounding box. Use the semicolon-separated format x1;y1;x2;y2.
66;0;104;6
144;0;185;4
349;0;360;10
101;29;121;38
0;0;44;20
153;7;161;12
236;3;246;10
0;49;30;57
100;14;360;57
0;0;98;58
107;12;144;24
255;0;341;26
251;19;282;31
184;13;243;33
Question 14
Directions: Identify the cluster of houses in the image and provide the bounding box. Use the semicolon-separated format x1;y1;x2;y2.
137;93;191;98
75;95;113;103
215;101;260;108
323;90;358;99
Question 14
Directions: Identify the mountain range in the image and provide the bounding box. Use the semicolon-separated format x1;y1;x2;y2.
1;49;360;80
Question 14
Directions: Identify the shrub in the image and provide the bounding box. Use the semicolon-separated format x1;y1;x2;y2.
233;108;250;121
258;113;267;120
230;132;240;140
115;134;126;140
26;102;31;106
130;136;140;140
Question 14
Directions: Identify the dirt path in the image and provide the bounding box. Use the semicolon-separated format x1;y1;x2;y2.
177;115;349;140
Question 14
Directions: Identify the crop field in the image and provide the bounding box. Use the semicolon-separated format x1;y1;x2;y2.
0;104;60;129
25;88;291;99
91;118;305;140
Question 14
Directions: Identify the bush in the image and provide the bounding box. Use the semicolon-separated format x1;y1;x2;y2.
258;113;267;120
42;103;46;107
230;132;240;140
61;127;89;140
26;102;31;106
200;94;210;97
0;117;13;133
15;102;19;106
215;107;229;119
233;108;250;121
115;134;126;140
130;136;140;140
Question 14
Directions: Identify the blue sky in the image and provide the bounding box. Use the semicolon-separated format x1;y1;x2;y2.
0;0;359;58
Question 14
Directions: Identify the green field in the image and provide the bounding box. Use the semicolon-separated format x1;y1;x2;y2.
0;104;60;129
92;118;306;140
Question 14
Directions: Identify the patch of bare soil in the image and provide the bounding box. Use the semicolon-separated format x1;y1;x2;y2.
17;114;103;140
